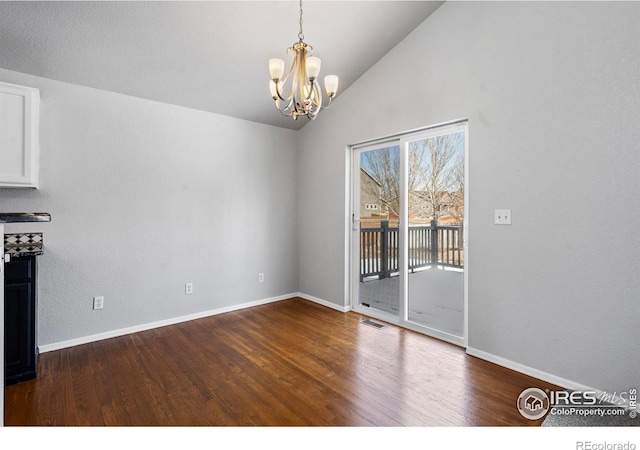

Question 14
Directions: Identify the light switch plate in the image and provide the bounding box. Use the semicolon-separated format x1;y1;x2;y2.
495;209;512;225
93;296;104;310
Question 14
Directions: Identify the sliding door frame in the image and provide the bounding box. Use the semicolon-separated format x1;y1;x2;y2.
348;119;469;348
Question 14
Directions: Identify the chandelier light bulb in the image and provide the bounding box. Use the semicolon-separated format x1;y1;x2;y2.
306;57;321;80
324;75;339;97
269;58;285;80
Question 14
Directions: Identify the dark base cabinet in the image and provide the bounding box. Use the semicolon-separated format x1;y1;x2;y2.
4;255;38;386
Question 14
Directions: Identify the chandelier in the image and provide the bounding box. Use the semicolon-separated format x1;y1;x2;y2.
268;0;339;120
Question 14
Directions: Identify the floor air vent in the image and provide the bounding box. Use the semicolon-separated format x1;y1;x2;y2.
360;319;385;329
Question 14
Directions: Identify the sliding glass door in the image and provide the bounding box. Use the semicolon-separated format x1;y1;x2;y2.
355;142;401;318
351;122;467;346
406;129;465;339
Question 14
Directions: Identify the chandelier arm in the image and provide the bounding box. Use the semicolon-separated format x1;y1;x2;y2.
314;89;334;112
312;81;322;108
273;80;288;103
325;96;334;108
278;107;293;118
276;97;295;116
304;78;319;104
307;105;320;120
320;95;333;110
273;58;296;103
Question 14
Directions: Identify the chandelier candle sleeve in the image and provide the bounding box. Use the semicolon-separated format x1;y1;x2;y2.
267;0;338;120
306;57;321;79
269;59;285;80
324;75;339;97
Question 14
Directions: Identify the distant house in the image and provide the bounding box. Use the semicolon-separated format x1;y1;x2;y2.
360;168;387;219
412;190;464;223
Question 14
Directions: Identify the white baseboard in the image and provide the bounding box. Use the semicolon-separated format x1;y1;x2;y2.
38;292;298;354
296;292;351;312
465;346;633;408
466;346;599;392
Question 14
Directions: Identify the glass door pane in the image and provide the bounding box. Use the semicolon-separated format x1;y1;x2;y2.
406;131;465;338
357;144;401;318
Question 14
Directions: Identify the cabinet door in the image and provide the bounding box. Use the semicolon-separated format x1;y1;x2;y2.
0;81;40;188
4;281;36;382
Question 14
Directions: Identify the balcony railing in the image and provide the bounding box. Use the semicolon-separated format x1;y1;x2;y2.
360;220;463;281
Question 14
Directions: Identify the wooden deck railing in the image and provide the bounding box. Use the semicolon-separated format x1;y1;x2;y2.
360;220;463;281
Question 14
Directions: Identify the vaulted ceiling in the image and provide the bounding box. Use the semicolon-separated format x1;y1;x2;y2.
0;1;443;130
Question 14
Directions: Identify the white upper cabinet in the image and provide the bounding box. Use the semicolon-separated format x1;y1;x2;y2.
0;82;40;188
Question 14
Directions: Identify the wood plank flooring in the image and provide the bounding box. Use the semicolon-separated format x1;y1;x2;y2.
4;297;559;426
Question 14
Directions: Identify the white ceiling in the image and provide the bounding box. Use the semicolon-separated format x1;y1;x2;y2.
0;1;443;130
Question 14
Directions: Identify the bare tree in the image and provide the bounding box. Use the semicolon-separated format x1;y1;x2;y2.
449;152;465;221
361;146;400;216
360;132;464;221
416;133;460;219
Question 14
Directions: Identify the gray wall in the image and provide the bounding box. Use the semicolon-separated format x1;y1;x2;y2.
0;69;299;347
298;1;640;394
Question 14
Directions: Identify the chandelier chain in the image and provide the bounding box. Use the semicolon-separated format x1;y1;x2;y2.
298;0;304;41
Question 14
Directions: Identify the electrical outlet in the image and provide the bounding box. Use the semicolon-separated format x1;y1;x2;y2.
93;296;104;310
258;273;264;283
185;283;193;294
494;209;512;225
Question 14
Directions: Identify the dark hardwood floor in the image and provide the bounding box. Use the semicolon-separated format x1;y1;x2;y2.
4;297;559;426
